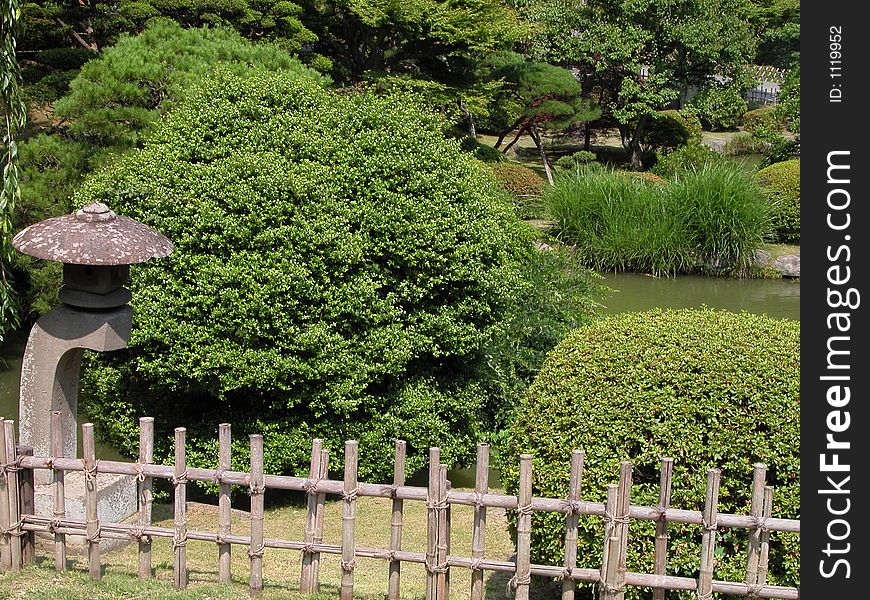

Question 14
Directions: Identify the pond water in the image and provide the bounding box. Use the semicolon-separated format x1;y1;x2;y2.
597;271;800;321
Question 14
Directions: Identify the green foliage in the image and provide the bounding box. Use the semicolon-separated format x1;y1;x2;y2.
459;136;506;163
500;308;800;597
78;69;544;482
489;161;547;218
748;0;800;68
546;163;770;275
574;0;755;167
305;0;528;82
742;106;782;138
688;83;750;131
554;150;596;170
756;159;799;243
21;0;317;53
722;133;768;156
55;19;329;150
776;62;800;133
652;142;724;179
641;110;702;153
1;0;27;337
482;51;600;133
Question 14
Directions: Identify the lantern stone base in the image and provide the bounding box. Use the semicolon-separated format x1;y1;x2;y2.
32;471;138;553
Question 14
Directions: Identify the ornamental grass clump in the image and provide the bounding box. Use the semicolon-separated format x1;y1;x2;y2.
76;69;549;481
500;309;800;598
546;164;771;276
669;162;772;273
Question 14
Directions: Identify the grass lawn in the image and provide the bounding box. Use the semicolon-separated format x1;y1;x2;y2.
0;494;572;599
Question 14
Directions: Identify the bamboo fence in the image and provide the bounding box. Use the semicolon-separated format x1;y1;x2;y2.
0;416;800;599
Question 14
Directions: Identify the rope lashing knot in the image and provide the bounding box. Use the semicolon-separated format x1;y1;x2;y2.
425;559;448;574
561;567;574;580
171;470;188;487
702;519;719;532
508;572;531;593
215;533;228;545
2;455;25;475
212;468;225;485
604;508;630;526
388;483;399;499
81;459;98;489
342;486;359;503
129;525;145;540
340;559;357;573
471;491;486;508
426;497;448;510
133;462;147;483
86;520;101;543
303;543;315;554
48;519;62;534
303;477;321;496
386;550;397;562
470;558;484;572
8;521;25;538
517;501;534;517
746;583;766;599
696;590;713;600
751;515;769;532
248;543;265;559
172;531;188;550
249;480;266;496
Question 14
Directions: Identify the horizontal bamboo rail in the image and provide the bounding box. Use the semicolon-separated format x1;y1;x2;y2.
2;417;801;600
15;456;800;533
17;515;799;598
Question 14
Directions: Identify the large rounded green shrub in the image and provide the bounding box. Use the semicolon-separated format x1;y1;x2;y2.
643;110;702;153
756;160;800;243
77;69;539;481
501;309;800;597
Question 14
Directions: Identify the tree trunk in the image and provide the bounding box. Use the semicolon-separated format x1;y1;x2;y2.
494;117;524;149
458;101;476;138
502;122;529;155
529;120;554;185
583;122;592;151
628;114;650;171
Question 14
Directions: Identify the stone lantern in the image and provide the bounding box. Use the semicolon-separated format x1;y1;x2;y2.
12;202;172;523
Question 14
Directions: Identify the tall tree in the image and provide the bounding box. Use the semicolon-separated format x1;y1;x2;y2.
573;0;755;169
484;51;600;184
1;0;26;336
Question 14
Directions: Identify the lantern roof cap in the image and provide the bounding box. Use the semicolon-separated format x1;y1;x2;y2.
12;203;173;265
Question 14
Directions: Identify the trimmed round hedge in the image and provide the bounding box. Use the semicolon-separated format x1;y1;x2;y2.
77;69;538;481
500;309;799;596
756;160;800;243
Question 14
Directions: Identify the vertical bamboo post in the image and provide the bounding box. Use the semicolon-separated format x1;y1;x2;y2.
50;412;66;572
4;420;22;572
249;434;265;597
515;455;533;600
435;465;450;600
217;423;232;583
652;457;673;600
599;484;619;600
388;440;406;600
445;477;452;596
697;469;721;600
341;440;359;600
82;423;100;580
173;427;188;589
301;438;323;594
470;443;490;600
562;449;585;600
425;447;440;600
613;462;632;600
311;447;329;592
0;418;10;572
757;486;774;587
745;463;767;588
16;446;34;565
138;416;154;579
